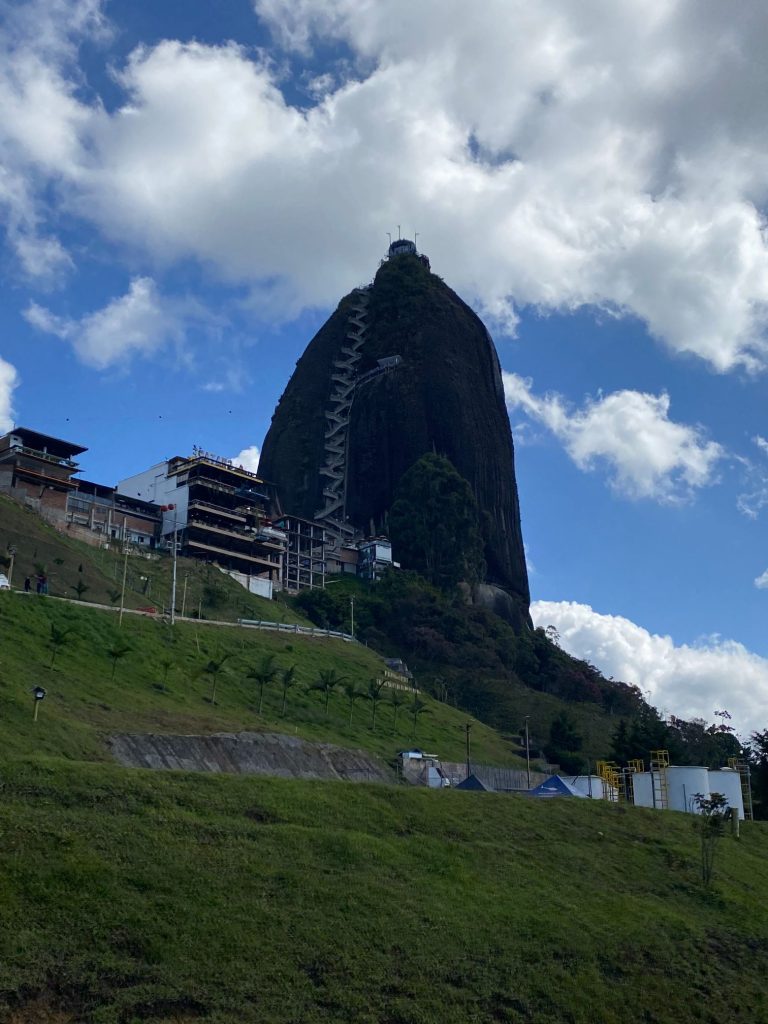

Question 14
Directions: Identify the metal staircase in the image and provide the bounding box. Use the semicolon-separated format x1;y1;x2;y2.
316;289;370;536
315;290;403;547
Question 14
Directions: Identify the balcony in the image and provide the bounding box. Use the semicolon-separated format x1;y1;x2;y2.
0;443;79;470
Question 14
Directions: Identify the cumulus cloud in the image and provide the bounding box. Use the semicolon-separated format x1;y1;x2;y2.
24;277;190;369
3;0;768;367
736;435;768;518
503;372;723;501
754;570;768;590
232;445;261;472
532;599;768;736
0;356;19;433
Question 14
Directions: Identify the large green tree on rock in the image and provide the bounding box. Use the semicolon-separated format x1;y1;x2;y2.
389;453;486;590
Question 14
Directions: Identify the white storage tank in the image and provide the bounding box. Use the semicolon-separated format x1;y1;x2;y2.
631;772;654;808
666;766;710;813
568;775;618;800
708;768;745;820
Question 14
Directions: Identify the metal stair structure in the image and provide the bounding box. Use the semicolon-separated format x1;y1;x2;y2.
650;749;670;809
728;757;754;820
316;289;403;548
316;288;370;537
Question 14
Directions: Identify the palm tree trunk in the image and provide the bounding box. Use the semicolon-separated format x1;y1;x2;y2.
258;683;264;714
325;689;330;716
281;690;287;716
372;703;377;733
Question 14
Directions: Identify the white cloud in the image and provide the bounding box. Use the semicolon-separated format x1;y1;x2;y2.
503;372;723;501
0;356;19;433
3;1;768;368
755;570;768;590
532;599;768;736
23;277;189;369
232;445;260;472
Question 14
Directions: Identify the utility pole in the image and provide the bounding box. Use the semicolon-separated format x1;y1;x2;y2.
349;594;355;639
118;543;129;627
7;545;15;587
465;722;472;779
161;504;178;625
181;573;189;618
524;716;531;790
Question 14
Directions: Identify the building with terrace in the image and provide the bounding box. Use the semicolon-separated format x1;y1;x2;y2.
118;450;286;586
0;426;85;525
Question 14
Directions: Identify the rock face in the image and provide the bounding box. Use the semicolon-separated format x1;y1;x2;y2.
259;246;531;628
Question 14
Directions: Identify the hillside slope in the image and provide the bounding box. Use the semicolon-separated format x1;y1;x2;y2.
0;494;308;625
0;591;520;768
2;761;767;1023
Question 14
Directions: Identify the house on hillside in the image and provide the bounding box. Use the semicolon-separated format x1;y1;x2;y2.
0;427;85;525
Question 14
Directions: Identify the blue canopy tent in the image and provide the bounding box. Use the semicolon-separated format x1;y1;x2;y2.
528;775;587;799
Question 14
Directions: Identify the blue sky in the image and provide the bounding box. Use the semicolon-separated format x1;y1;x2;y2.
2;0;768;735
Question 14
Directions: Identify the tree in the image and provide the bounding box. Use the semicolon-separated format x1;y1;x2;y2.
202;653;230;706
544;712;584;774
71;580;90;601
310;668;344;717
158;656;174;690
366;678;387;732
108;588;122;605
107;641;131;680
389;690;408;733
692;792;729;886
342;681;368;727
247;654;278;715
409;696;431;738
279;665;297;717
48;623;72;667
747;729;768;819
389;453;486;590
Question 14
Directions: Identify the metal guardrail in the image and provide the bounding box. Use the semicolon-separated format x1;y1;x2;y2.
237;618;355;642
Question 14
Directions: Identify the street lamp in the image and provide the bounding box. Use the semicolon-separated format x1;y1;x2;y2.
32;685;46;722
524;716;531;790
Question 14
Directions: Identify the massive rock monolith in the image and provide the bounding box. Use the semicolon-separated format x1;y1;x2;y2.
259;242;531;629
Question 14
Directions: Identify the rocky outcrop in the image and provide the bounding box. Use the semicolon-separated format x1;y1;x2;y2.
259;248;530;628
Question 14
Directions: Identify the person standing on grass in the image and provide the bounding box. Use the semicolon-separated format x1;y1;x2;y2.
24;576;31;593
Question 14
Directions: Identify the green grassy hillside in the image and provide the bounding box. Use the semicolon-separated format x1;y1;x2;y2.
2;761;767;1024
0;494;308;625
0;590;521;768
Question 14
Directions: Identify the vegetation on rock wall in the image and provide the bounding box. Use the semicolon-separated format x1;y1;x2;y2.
389;453;486;589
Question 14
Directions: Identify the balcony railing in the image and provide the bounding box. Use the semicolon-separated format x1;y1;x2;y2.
2;443;79;469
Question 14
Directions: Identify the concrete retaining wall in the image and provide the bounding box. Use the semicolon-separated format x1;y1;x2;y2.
107;730;393;783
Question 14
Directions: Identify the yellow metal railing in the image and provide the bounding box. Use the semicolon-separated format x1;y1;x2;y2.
650;750;670;809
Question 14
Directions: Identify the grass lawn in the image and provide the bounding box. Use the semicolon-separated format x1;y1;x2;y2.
0;591;522;769
1;761;767;1023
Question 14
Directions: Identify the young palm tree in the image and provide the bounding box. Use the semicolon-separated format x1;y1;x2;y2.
366;678;387;733
389;689;407;734
409;696;431;738
279;665;297;716
247;654;278;715
158;656;174;690
342;680;368;728
202;652;230;706
107;641;131;680
48;623;72;667
310;668;344;717
71;580;90;601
